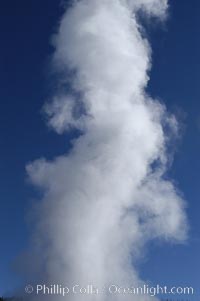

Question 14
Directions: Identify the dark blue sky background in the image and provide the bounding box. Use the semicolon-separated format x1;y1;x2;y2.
0;0;199;299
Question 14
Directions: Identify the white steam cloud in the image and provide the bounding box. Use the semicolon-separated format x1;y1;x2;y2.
26;0;187;300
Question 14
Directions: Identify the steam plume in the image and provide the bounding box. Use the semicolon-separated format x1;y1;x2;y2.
26;0;187;300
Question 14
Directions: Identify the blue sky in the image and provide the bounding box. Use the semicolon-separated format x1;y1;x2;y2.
0;0;199;299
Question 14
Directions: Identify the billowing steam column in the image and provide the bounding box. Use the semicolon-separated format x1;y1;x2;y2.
26;0;187;300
